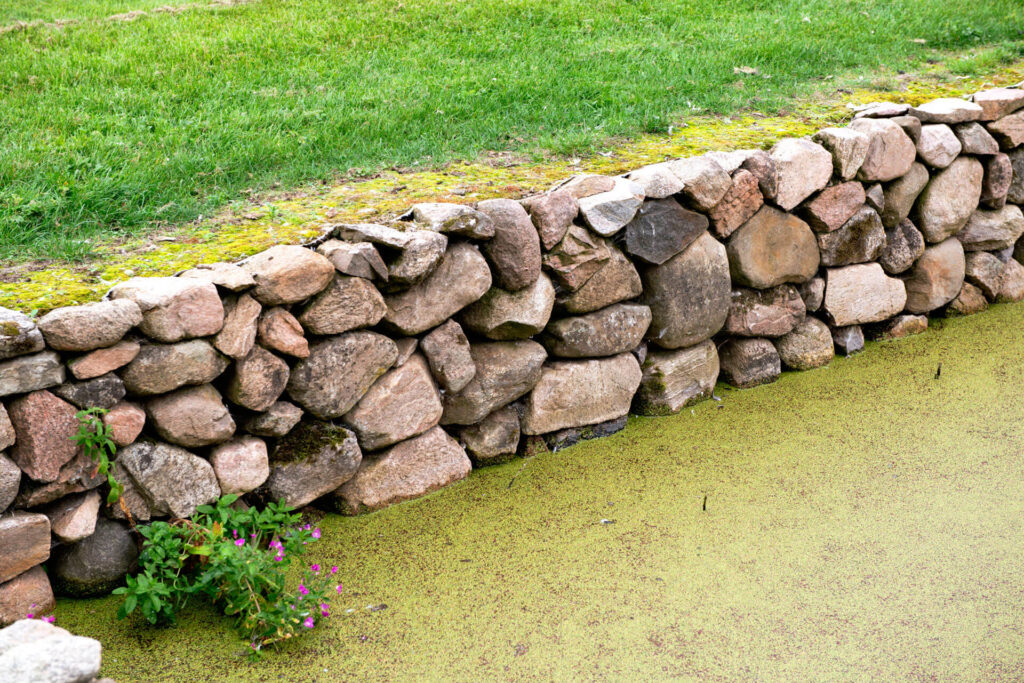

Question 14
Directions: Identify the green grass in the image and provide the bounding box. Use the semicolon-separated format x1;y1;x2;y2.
2;0;1023;261
0;0;171;23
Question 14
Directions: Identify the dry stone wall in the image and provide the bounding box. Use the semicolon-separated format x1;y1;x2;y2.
3;87;1024;619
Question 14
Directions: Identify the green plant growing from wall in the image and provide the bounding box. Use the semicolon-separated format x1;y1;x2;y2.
72;407;127;515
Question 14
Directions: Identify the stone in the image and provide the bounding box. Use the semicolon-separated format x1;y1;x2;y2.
822;263;908;326
0;567;54;627
286;332;397;419
643;232;731;348
1009;149;1024;205
117;441;220;518
316;240;390;281
0;307;44;361
0;352;65;398
179;261;255;291
723;285;806;337
543;416;627;452
36;299;142;353
212;294;260;359
892;115;923;145
986;110;1024;149
227;345;290;412
913;156;984;243
880;219;927;275
384;242;492;335
945;282;989;316
831;325;865;356
904;238;966;313
344;354;442;451
461;275;555;340
244;401;303;438
241;245;336;304
0;407;12;453
419;320;476;394
972;88;1024;121
718;338;780;388
738;149;779;200
332;223;448;287
996;258;1024;303
257;307;308;358
707;169;764;239
393;337;418;367
799;277;825;312
147;384;235;448
849;118;917;182
108;277;223;342
265;421;361;508
625;162;685;200
813;127;870;180
916;124;961;168
669;156;731;211
542;225;611;292
521;353;641;435
541;303;651;358
800;182;865;233
624;197;708;265
769;138;833;210
408;202;495;239
209;437;269;495
556;244;642;315
477;198;542;290
458;406;520;465
45;491;100;544
727;206;820;288
102;401;146;447
0;455;19;513
816;205;886;267
633;340;718;416
296;276;386;336
956;205;1024;252
441;341;547;426
49;518;137;597
120;340;228;396
866;314;928;341
577;177;645;236
954;122;1000;155
334;426;470;515
0;628;103;683
910;98;984;124
704;150;747;174
864;183;885;213
52;374;125;410
108;461;151;520
880;162;930;228
773;317;833;370
0;513;49;584
68;340;140;380
981;153;1013;210
522;189;578;250
11;448;103;511
7;391;80;483
853;101;910;118
557;174;616;199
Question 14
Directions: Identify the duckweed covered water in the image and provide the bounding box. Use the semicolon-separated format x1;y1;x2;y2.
59;304;1024;680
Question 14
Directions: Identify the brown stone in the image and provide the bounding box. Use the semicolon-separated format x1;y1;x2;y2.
227;345;290;412
316;240;389;281
212;294;261;359
972;88;1024;121
773;317;833;371
243;401;303;438
343;354;442;451
37;300;142;353
812;127;870;180
68;340;140;381
441;341;547;426
522;189;578;249
556;244;642;315
913;157;984;243
0;566;54;627
718;338;780;389
458;406;520;465
738;149;779;201
727;206;820;289
723;285;806;338
419;320;476;394
108;277;223;343
816;206;886;267
945;282;988;316
257;307;309;359
120;340;229;396
823;263;907;326
241;245;335;305
13;449;103;510
880;162;930;228
557;174;616;199
478;198;542;290
866;314;928;341
707;169;764;240
103;402;146;447
769;138;833;210
542;225;611;292
209;437;269;495
880;219;927;275
45;490;100;544
7;391;80;483
668;156;731;211
624;198;708;266
633;340;718;416
849;118;917;182
0;454;19;512
956;205;1024;252
981;153;1013;210
331;223;448;287
799;277;825;312
1009;149;1024;205
265;421;362;508
904;238;966;313
0;513;49;584
0;352;65;399
540;303;651;358
800;182;865;233
864;183;885;213
146;384;235;448
954;122;1000;155
297;275;386;336
987;110;1024;149
892;116;923;145
461;275;555;341
996;258;1024;303
910;98;983;124
916;124;961;168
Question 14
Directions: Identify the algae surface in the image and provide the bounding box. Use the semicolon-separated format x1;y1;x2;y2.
58;304;1024;680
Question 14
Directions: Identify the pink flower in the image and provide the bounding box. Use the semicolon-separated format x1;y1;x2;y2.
299;583;309;596
311;564;320;573
24;613;33;619
331;566;338;575
43;615;55;624
303;617;315;629
336;584;343;594
311;528;321;539
235;538;245;547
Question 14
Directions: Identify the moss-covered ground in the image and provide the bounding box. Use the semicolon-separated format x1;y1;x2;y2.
57;302;1024;680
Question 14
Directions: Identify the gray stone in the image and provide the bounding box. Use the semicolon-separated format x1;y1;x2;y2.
458;406;520;465
244;401;303;438
241;244;342;304
1009;149;1024;205
626;162;685;200
799;277;825;312
769;138;833;210
52;373;125;410
107;277;224;342
972;87;1024;121
227;345;290;412
718;338;780;388
738;149;779;200
577;177;645;236
297;275;386;335
179;261;256;291
147;384;235;448
723;285;806;337
624;197;708;265
212;293;261;359
633;340;718;416
800;182;865;233
996;258;1024;303
956;205;1024;251
316;240;390;281
727;206;820;288
880;219;927;275
540;303;651;358
419;320;476;394
880;162;930;228
866;314;928;341
36;299;142;352
864;183;885;213
0;513;49;584
669;156;732;211
0;624;102;681
910;98;984;124
945;282;989;316
849;118;917;182
707;169;764;239
916;124;961;168
891;115;923;145
522;189;578;249
913;156;984;243
209;436;269;495
0;307;45;360
904;238;966;313
816;206;886;267
343;354;442;451
556;244;642;315
0;351;65;398
823;263;907;326
541;225;611;292
813;127;870;180
954;122;1000;155
393;337;418;367
408;202;495;239
50;518;138;597
0;405;13;452
478;198;542;290
45;490;100;544
461;274;555;341
331;223;448;287
441;341;547;426
117;440;221;518
543;416;627;452
120;340;228;396
831;325;865;356
853;101;910;118
981;153;1013;209
67;340;140;381
986;110;1024;149
0;455;19;513
774;317;833;371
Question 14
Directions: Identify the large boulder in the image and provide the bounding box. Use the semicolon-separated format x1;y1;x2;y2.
816;206;886;267
633;340;718;416
68;339;140;380
541;224;611;292
849;118;917;182
642;231;731;349
477;198;542;290
117;441;220;518
49;518;138;597
879;219;927;275
904;238;966;313
419;320;476;393
0;307;44;360
286;332;398;419
332;223;447;287
576;177;645;236
915;124;961;168
263;422;362;507
120;340;229;396
799;182;865;233
333;426;471;515
955;205;1024;251
880;162;930;228
461;274;555;340
707;169;764;239
298;275;386;335
727;206;820;289
209;437;269;495
458;406;520;465
108;277;224;342
146;384;235;448
226;345;290;412
812;127;870;180
0;352;65;398
36;299;142;352
822;263;907;326
723;285;806;337
718;338;781;388
0;513;49;584
441;341;547;426
7;390;80;483
624;198;708;265
912;156;984;243
540;303;651;358
0;619;102;682
769;138;833;210
241;245;340;304
773;318;833;370
343;354;442;451
384;242;492;335
556;244;642;315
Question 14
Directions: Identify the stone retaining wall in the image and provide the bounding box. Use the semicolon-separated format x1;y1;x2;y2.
2;87;1024;620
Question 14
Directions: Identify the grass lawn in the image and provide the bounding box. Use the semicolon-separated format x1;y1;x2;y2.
1;0;1022;262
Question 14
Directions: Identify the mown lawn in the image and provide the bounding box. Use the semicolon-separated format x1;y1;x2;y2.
1;0;1022;261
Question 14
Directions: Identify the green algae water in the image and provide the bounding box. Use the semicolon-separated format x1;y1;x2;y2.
58;304;1024;681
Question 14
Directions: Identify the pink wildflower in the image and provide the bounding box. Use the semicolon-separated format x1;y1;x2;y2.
311;564;320;573
299;583;309;596
235;538;245;547
303;617;315;629
331;566;338;575
311;528;321;540
43;615;55;624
